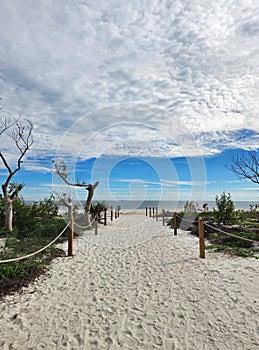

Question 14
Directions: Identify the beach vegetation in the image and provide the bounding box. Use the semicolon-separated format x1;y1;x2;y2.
201;218;259;258
0;195;68;298
0;259;44;282
90;201;107;222
0;195;66;239
168;196;259;258
215;191;235;224
205;243;259;258
0;246;65;298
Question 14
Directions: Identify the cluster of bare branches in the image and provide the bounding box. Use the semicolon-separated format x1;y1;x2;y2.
53;161;99;226
0;118;33;180
228;151;259;185
0;113;33;233
0;106;99;233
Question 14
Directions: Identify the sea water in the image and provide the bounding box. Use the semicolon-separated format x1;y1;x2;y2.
92;200;258;211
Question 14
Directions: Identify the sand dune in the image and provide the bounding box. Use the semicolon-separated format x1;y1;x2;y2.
0;211;258;349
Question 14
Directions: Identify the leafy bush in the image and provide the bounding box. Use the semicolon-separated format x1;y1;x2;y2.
0;259;44;281
215;191;235;224
90;201;107;221
0;195;69;299
0;194;67;239
14;196;62;238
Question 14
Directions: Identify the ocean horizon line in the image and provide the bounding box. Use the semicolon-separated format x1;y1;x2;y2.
24;199;258;211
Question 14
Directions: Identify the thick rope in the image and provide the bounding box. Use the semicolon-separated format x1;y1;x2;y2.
204;222;259;245
0;221;71;264
175;213;259;244
74;216;97;229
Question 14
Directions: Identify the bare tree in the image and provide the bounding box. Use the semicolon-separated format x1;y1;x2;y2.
228;151;259;185
0;118;33;233
53;161;99;226
0;115;20;137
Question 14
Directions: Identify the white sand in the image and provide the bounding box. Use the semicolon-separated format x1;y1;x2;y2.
0;211;258;350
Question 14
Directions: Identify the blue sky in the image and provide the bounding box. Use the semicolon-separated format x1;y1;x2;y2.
0;1;259;207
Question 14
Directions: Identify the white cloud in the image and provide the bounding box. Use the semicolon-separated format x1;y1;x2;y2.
236;187;259;191
116;179;209;187
0;0;258;162
23;165;52;173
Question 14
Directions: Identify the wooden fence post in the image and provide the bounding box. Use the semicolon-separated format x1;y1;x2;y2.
111;208;113;221
174;212;177;235
149;207;151;217
152;207;155;219
199;217;205;259
156;207;158;221
104;208;107;226
146;207;148;216
162;209;165;226
115;209;117;219
95;215;98;235
68;212;74;257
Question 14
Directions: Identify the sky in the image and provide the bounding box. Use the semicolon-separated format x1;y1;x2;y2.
0;0;259;208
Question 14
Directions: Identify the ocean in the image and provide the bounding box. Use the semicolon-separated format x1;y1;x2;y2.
92;200;258;211
24;199;258;212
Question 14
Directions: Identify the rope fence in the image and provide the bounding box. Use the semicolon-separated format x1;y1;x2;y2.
0;221;71;264
73;207;120;232
73;207;121;237
0;206;122;263
74;216;97;229
146;207;259;259
103;207;121;224
204;222;259;245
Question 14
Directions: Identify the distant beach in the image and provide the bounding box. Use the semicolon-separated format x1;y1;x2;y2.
0;211;258;349
24;199;258;212
91;200;258;211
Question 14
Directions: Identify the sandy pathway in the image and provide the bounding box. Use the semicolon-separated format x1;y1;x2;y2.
0;211;258;349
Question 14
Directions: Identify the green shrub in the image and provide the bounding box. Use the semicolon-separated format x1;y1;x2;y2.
90;201;107;221
11;196;63;239
236;249;254;258
0;259;44;281
215;191;235;224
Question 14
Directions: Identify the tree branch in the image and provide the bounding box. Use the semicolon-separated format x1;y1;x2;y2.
0;118;33;189
228;151;259;184
54;162;93;188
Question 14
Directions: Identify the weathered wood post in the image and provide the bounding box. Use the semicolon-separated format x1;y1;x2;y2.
111;207;113;221
199;217;205;259
115;209;117;219
162;209;165;226
174;212;177;235
104;208;107;226
146;207;148;216
68;207;74;257
156;207;158;221
152;207;155;219
95;215;98;235
149;207;151;217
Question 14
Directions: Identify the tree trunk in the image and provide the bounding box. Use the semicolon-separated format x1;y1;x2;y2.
85;185;94;226
4;196;13;234
84;182;99;226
